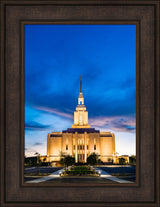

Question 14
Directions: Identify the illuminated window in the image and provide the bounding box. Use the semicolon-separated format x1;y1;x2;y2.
94;138;96;150
66;145;68;150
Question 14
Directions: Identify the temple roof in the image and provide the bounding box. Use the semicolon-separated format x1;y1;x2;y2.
50;128;113;136
62;128;100;134
50;134;62;137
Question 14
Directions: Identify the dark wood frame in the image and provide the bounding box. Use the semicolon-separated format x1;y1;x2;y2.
20;20;140;188
0;0;159;206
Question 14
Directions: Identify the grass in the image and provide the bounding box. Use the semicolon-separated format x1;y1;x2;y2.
63;165;98;176
71;166;90;171
111;173;134;177
25;173;51;176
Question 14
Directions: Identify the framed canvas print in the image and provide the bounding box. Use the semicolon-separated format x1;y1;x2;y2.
24;23;137;185
0;0;160;207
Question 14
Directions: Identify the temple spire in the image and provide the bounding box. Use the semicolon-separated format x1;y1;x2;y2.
78;75;84;105
72;76;90;128
80;75;82;92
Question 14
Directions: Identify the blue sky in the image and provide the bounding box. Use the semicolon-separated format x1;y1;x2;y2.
25;24;136;157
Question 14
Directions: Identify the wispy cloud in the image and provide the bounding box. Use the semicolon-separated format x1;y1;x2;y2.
35;106;73;119
89;115;136;133
33;142;43;146
25;121;51;131
25;148;37;157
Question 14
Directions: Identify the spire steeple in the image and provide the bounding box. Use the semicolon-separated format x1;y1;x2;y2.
80;75;82;92
78;76;84;105
72;76;90;128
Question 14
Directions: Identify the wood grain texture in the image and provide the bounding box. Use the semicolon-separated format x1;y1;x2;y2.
0;1;159;206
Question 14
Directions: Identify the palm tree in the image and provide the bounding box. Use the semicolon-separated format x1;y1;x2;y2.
119;157;125;165
34;152;42;175
60;152;75;167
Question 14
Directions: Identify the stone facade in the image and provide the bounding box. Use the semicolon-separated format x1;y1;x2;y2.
47;77;116;163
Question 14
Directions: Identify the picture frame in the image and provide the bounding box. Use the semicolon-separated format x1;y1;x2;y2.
23;21;138;186
0;0;159;206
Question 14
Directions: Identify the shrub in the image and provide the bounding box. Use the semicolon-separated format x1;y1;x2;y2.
87;153;101;165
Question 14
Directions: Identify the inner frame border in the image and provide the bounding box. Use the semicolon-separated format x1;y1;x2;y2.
20;20;140;188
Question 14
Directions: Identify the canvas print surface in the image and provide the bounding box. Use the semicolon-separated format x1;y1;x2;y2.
24;24;136;184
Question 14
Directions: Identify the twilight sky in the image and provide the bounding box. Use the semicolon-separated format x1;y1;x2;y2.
25;24;136;157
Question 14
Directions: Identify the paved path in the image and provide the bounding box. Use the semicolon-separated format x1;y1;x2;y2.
25;169;62;183
25;168;134;184
96;168;134;183
44;176;117;184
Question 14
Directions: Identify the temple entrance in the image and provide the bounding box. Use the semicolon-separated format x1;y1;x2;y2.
78;154;85;163
77;139;85;163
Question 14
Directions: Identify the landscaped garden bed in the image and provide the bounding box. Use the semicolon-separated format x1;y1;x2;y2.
60;165;101;176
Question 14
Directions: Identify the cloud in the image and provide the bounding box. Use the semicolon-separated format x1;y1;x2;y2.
89;115;136;133
25;25;136;120
26;85;135;120
34;106;73;119
33;142;43;146
25;121;51;131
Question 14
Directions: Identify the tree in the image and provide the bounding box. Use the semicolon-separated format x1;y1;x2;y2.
129;156;136;165
24;156;30;166
24;156;37;167
59;151;66;166
87;152;100;165
34;152;42;174
64;155;75;167
119;157;125;165
60;152;75;167
108;158;112;162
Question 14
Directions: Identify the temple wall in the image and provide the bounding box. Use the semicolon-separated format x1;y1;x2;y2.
47;133;62;162
47;131;115;163
88;133;100;156
100;133;115;162
62;133;73;156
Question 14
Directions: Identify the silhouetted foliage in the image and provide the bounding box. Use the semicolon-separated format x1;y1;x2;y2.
129;156;136;165
24;156;37;166
60;153;75;167
87;152;100;165
119;157;125;165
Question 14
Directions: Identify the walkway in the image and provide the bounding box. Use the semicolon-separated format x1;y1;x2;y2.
25;169;62;183
25;168;134;184
96;168;134;183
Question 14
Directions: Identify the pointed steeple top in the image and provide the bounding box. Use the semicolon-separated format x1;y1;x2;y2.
72;76;90;128
78;76;84;104
80;75;82;92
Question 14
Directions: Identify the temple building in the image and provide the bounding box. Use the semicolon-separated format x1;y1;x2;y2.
47;77;116;163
